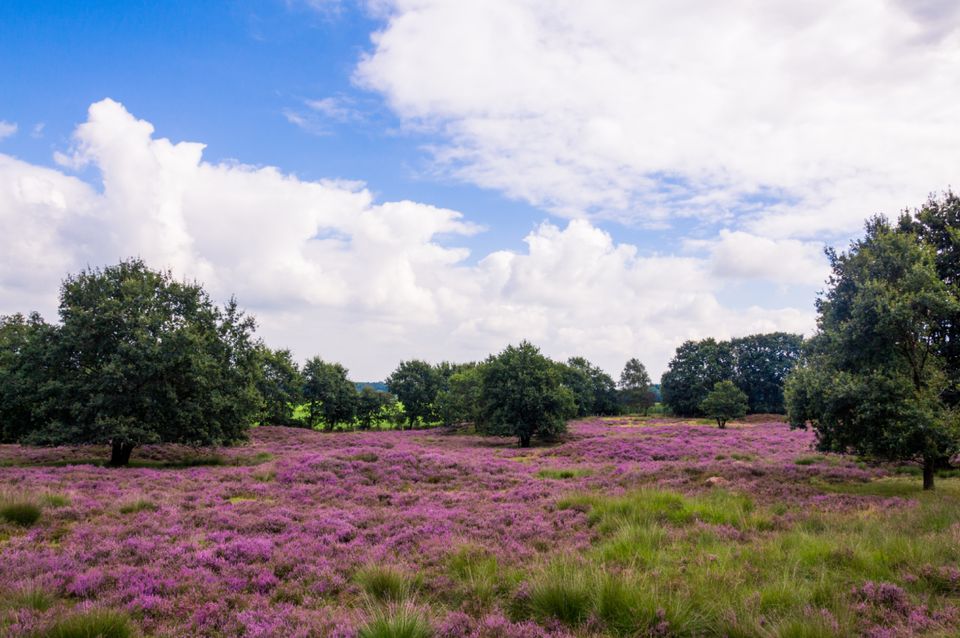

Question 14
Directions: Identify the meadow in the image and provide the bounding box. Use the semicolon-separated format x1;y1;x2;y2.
1;417;958;637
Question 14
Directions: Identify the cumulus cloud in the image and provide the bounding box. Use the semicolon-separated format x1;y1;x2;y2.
689;230;831;286
0;121;17;140
0;100;814;378
355;0;960;236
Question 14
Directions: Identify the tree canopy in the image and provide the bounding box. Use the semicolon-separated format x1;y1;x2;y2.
386;359;443;427
0;260;261;465
785;212;960;489
618;358;656;415
700;380;748;429
478;341;575;447
303;357;357;431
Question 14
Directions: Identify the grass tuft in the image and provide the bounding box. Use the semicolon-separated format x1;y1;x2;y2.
357;605;432;638
43;609;133;638
355;565;419;603
536;467;591;479
118;499;158;514
0;499;42;526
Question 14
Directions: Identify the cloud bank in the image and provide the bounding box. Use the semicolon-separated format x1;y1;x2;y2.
355;0;960;238
0;100;814;378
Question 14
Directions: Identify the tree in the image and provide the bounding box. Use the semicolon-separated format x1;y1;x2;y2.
618;358;656;415
700;380;748;429
560;357;620;417
729;333;804;414
435;363;484;427
785;216;960;489
303;357;357;431
661;339;734;416
385;360;442;427
0;313;61;443
479;341;576;447
254;346;303;426
355;386;397;430
4;260;261;466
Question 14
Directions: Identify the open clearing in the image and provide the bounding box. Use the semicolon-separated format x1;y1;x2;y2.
1;418;958;637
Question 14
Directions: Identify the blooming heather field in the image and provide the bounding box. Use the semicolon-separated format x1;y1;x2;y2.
1;418;959;637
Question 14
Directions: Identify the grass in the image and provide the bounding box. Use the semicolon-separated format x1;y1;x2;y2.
42;609;133;638
357;606;432;638
354;564;420;603
0;498;42;526
527;481;960;635
118;498;158;514
536;467;591;480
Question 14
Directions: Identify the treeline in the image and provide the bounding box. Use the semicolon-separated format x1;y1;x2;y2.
660;333;804;417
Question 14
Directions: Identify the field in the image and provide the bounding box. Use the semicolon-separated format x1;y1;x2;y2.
1;418;959;637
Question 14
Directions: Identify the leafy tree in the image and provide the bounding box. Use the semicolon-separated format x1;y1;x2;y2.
355;386;397;430
560;356;620;417
303;357;357;431
5;260;261;466
661;339;734;416
729;333;804;413
700;380;748;429
618;358;656;415
254;346;303;426
785;216;960;489
0;313;60;443
479;341;576;447
435;363;484;427
386;359;443;427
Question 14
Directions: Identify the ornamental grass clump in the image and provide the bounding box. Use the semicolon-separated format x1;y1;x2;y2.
355;564;419;603
0;494;41;527
43;609;133;638
357;605;432;638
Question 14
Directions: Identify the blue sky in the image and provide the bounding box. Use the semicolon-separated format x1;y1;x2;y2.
1;0;956;379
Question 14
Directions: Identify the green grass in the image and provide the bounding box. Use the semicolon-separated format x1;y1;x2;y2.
354;565;420;603
0;500;42;526
42;609;133;638
357;606;432;638
536;467;591;480
39;493;71;507
7;587;55;612
118;499;158;514
530;481;960;635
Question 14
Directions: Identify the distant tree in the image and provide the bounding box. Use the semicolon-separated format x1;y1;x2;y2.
785;215;960;490
560;357;620;416
386;359;443;427
254;346;303;426
618;358;656;415
3;260;260;466
661;339;735;416
435;363;484;427
729;333;804;413
0;313;60;443
303;357;357;431
700;380;748;429
479;341;576;447
355;386;397;430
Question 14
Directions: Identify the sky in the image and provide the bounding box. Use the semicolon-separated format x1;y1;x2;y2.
1;0;958;381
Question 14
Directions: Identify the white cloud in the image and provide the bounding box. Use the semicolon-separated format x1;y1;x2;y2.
0;121;17;140
0;100;814;379
690;230;831;286
355;0;960;236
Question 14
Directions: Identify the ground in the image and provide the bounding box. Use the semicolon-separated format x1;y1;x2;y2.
0;417;958;637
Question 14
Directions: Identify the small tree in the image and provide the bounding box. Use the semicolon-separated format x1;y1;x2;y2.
479;341;575;447
355;386;396;430
700;380;748;429
661;339;735;416
435;363;484;427
303;357;357;431
386;360;442;427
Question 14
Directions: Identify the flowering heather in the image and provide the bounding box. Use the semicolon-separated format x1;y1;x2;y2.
0;418;957;636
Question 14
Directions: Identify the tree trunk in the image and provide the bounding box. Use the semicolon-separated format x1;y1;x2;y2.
109;441;134;467
923;457;935;490
717;418;725;429
519;434;531;448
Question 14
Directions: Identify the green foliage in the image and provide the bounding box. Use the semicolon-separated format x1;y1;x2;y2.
303;357;357;431
786;215;960;489
0;500;41;526
434;363;484;427
43;609;133;638
357;606;432;638
559;357;620;417
386;360;443;426
730;332;804;413
0;312;59;443
618;357;656;415
118;499;158;514
254;346;303;425
700;380;749;428
478;341;575;447
536;467;592;479
355;386;399;430
1;260;260;465
661;338;734;416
